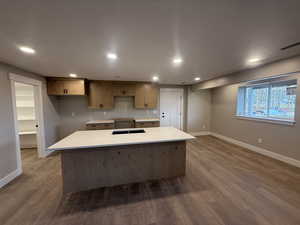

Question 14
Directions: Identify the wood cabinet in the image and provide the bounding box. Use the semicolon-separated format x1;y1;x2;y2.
135;83;158;109
114;119;135;129
86;123;115;130
47;78;159;109
47;78;86;96
88;81;114;109
135;121;160;128
47;79;65;95
112;84;135;96
63;80;86;95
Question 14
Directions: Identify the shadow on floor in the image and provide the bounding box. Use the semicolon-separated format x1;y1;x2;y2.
56;176;204;216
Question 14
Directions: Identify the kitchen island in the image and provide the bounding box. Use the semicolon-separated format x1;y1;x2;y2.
48;127;194;193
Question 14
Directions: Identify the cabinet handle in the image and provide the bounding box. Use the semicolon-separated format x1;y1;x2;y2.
122;90;126;95
99;104;103;108
144;103;148;107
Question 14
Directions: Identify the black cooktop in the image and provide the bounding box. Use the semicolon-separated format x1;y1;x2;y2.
112;129;145;135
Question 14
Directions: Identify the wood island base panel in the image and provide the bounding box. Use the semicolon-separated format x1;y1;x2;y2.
61;141;186;194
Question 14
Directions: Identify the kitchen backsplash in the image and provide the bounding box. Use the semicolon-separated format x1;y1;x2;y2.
57;96;159;138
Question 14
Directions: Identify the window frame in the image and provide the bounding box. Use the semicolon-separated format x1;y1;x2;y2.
235;79;297;126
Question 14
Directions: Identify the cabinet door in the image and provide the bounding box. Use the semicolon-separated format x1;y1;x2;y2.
47;80;65;95
135;121;160;128
123;85;136;96
113;85;135;96
86;123;114;130
145;84;158;108
88;81;114;109
47;78;85;96
64;80;85;95
134;83;146;108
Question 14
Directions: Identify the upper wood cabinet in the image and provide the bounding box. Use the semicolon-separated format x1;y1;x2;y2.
47;79;65;95
47;78;86;96
47;78;159;109
112;84;136;96
134;83;158;109
88;81;114;109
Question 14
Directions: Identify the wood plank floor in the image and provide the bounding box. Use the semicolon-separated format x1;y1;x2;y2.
1;136;300;225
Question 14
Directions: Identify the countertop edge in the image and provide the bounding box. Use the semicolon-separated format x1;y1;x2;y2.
86;120;115;124
48;137;195;151
135;119;160;122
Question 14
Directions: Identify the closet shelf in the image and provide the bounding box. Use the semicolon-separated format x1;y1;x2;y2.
19;131;37;135
16;95;34;97
18;118;35;121
17;105;35;108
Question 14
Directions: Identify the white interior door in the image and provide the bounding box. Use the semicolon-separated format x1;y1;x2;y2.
160;88;184;130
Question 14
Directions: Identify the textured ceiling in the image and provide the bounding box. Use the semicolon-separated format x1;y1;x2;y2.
0;0;300;84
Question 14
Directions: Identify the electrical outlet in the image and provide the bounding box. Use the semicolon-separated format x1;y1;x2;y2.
202;124;206;129
71;112;76;117
258;138;263;144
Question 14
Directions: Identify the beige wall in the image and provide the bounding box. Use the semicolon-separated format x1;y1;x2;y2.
187;87;211;133
0;63;59;180
211;73;300;161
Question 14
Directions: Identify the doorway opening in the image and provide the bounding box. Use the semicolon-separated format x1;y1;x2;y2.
9;73;46;174
15;82;38;155
160;88;184;130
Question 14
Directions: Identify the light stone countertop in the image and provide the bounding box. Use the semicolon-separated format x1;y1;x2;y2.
48;127;194;151
86;120;115;124
135;118;160;122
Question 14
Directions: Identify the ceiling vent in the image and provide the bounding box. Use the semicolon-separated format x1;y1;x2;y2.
281;42;300;50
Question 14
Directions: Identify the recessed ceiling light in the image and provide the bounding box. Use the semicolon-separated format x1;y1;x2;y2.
152;76;159;82
106;52;118;60
19;46;35;54
194;77;201;81
173;57;183;65
248;58;261;63
69;73;77;78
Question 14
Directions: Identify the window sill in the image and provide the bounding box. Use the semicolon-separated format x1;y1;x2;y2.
235;116;296;126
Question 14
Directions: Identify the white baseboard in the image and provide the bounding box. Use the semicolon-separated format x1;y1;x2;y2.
210;132;300;168
189;131;211;136
0;168;22;188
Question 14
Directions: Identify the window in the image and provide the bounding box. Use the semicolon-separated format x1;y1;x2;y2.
236;79;297;123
